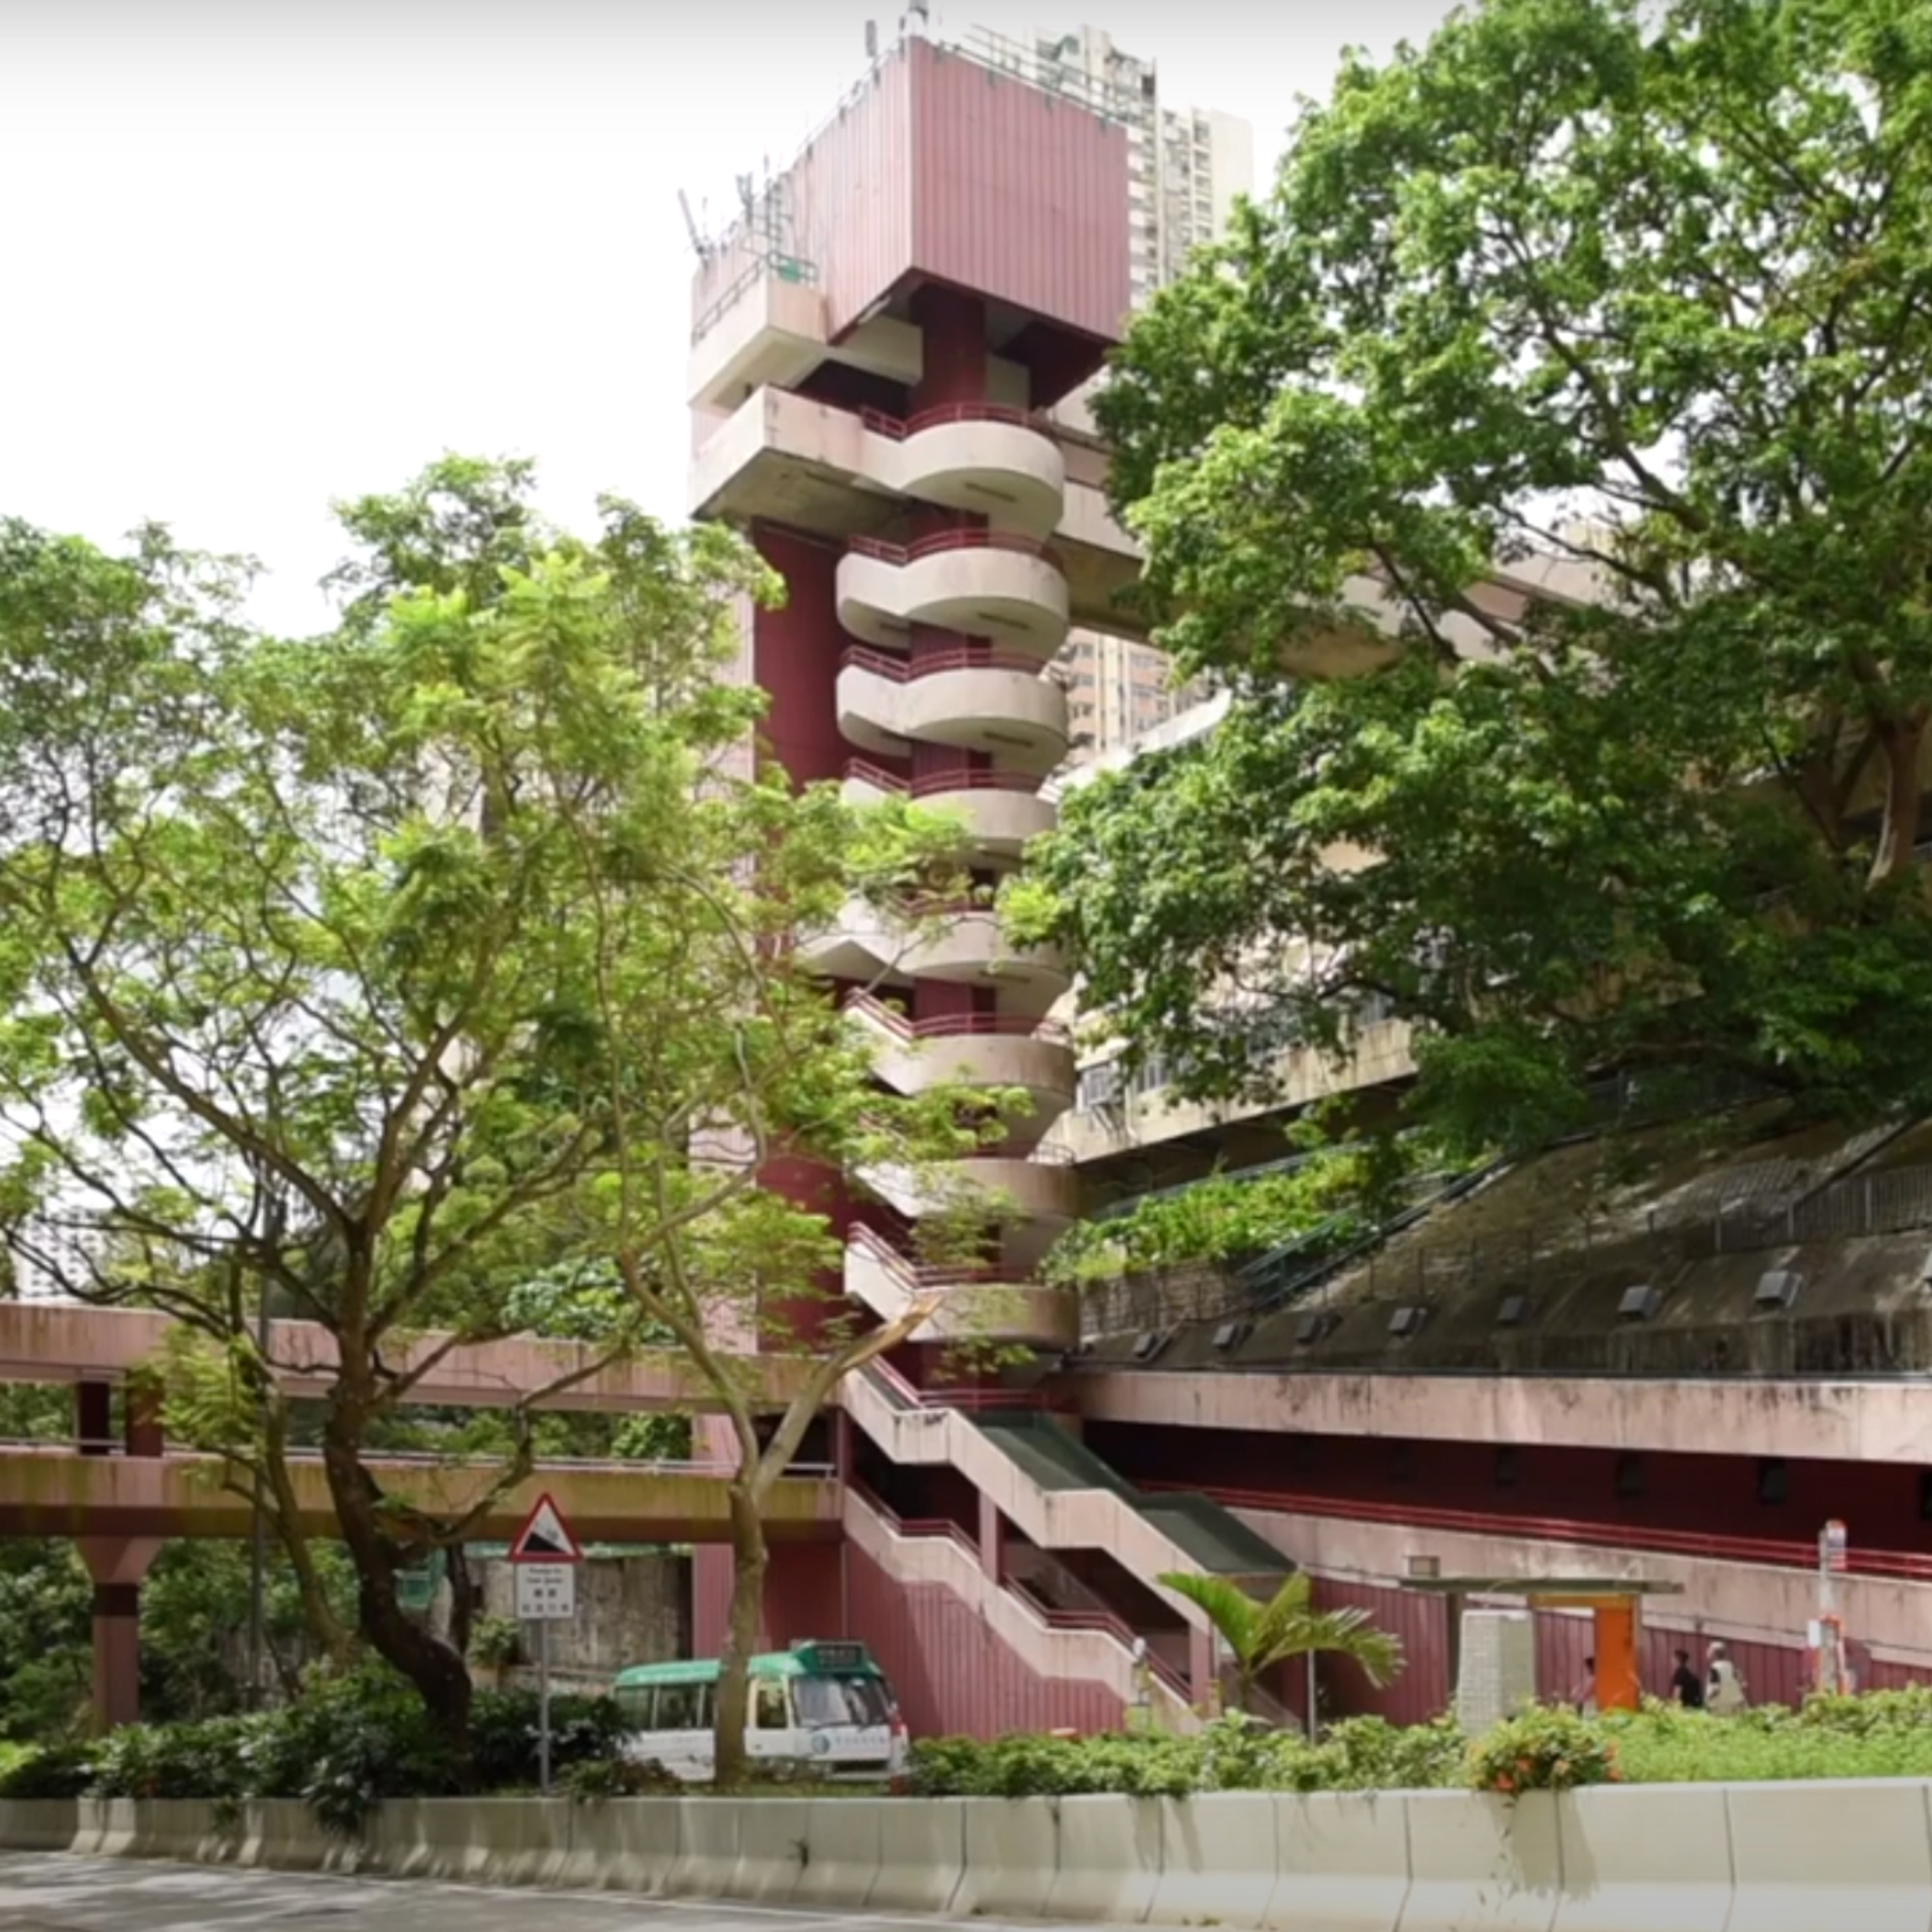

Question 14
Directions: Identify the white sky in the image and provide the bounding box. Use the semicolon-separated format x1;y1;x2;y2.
1;0;1452;638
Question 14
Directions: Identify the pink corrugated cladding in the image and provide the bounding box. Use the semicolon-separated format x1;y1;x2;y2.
846;1543;1124;1739
908;38;1130;342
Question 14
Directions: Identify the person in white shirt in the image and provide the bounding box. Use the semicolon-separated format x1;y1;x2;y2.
1706;1640;1749;1714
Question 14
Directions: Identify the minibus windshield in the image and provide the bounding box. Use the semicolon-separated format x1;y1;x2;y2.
791;1674;892;1728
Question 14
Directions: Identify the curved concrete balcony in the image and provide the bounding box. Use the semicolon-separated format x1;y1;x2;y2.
862;405;1065;537
837;533;1070;656
845;1228;1077;1351
837;648;1069;775
843;994;1075;1142
900;904;1071;1014
843;760;1056;861
792;896;911;986
859;1153;1080;1232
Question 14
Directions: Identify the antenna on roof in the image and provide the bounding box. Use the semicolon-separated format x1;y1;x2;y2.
864;18;878;59
677;190;712;262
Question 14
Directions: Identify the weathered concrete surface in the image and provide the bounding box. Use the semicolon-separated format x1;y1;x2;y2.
0;1853;1144;1931
0;1452;838;1545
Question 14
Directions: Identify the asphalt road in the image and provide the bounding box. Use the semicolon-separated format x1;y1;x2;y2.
0;1854;1124;1931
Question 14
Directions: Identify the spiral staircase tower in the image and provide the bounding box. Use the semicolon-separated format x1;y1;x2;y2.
798;354;1082;1355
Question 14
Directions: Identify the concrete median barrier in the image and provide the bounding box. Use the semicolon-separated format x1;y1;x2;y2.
954;1796;1061;1919
1726;1779;1932;1932
1268;1791;1409;1932
28;1776;1932;1930
557;1797;679;1893
1149;1792;1277;1929
234;1798;360;1872
67;1797;109;1857
1400;1789;1562;1932
1046;1794;1162;1922
794;1796;885;1909
0;1800;79;1853
371;1796;572;1887
1552;1785;1731;1932
866;1793;964;1914
726;1797;810;1903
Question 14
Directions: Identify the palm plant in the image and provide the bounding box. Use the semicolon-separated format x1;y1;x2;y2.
1158;1570;1404;1723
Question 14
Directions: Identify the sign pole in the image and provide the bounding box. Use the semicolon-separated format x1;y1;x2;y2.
538;1615;552;1795
507;1490;581;1794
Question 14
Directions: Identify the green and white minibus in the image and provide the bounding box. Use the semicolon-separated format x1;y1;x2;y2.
612;1640;908;1783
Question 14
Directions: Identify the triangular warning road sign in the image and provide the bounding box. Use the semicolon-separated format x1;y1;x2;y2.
508;1491;583;1564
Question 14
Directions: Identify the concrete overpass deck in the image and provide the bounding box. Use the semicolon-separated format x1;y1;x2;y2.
0;1444;840;1543
0;1301;815;1412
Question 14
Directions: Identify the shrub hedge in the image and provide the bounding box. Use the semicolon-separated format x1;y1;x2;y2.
11;1682;1932;1824
910;1691;1932;1798
0;1669;623;1832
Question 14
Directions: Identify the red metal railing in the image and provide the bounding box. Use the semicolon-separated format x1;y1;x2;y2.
842;759;1044;799
859;403;1050;441
861;1352;1057;1415
840;645;1057;682
851;1482;1188;1697
843;990;1071;1045
849;1223;1003;1289
1139;1479;1932;1585
847;529;1063;571
843;758;910;792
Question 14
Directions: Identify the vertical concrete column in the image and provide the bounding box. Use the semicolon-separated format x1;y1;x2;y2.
978;1491;1004;1583
77;1539;160;1734
124;1378;165;1458
910;285;989;414
74;1380;112;1455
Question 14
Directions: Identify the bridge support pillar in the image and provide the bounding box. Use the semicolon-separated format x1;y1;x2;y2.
77;1537;160;1734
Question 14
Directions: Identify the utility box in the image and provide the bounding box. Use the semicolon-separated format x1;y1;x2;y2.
1455;1608;1537;1734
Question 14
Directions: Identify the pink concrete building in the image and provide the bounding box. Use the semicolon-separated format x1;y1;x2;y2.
676;25;1932;1737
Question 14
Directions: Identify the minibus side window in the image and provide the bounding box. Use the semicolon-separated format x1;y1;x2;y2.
753;1678;789;1731
617;1685;655;1729
656;1683;700;1731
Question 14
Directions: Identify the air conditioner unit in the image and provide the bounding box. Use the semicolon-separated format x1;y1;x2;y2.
1754;1269;1804;1312
1131;1330;1168;1362
1212;1320;1252;1352
1617;1284;1663;1323
1387;1305;1430;1339
1294;1311;1338;1348
1496;1294;1529;1327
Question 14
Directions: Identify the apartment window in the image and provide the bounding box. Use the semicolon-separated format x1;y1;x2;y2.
1614;1453;1645;1499
1756;1458;1789;1505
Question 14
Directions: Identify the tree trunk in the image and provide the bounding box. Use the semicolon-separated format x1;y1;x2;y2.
1868;710;1927;888
262;1396;354;1669
320;1410;474;1766
712;1479;768;1790
445;1540;476;1663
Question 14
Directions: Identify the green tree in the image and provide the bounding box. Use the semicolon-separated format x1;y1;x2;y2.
0;459;991;1764
1012;0;1932;1153
1158;1570;1403;1725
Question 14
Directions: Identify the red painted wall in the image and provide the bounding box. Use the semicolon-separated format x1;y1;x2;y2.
752;526;847;786
1305;1575;1453;1726
693;1542;846;1659
846;1541;1124;1738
